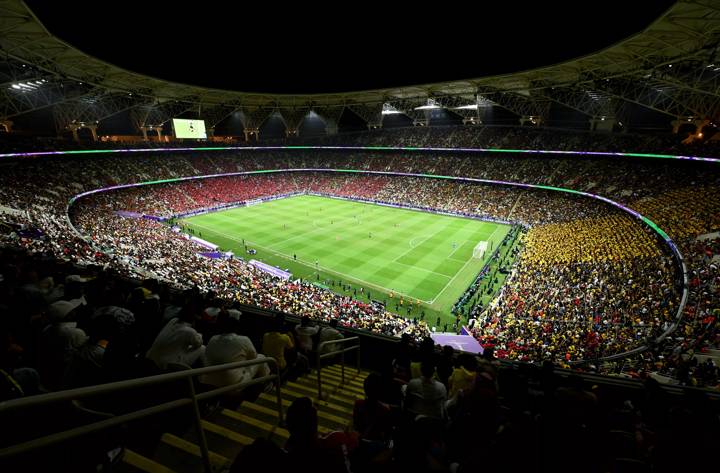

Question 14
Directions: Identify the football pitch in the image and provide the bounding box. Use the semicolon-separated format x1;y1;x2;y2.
182;194;511;320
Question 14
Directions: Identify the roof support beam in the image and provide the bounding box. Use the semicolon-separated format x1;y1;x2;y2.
278;107;309;137
315;105;345;135
348;102;384;129
53;91;150;134
477;87;551;124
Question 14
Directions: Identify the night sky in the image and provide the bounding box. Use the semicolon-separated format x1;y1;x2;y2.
26;1;674;94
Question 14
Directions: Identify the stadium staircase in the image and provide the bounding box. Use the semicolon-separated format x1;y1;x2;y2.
119;364;370;473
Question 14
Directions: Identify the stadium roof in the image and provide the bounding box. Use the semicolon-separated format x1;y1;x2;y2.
22;1;673;95
2;0;720;131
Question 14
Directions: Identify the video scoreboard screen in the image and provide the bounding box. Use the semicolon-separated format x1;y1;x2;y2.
172;118;207;139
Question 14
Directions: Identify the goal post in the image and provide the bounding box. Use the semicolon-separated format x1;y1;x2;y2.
472;241;488;259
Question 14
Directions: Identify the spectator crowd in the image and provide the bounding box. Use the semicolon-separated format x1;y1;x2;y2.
0;125;717;389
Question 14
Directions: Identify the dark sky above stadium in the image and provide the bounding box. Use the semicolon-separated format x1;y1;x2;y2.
26;1;675;94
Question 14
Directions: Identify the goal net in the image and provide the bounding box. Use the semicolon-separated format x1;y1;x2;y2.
472;241;488;259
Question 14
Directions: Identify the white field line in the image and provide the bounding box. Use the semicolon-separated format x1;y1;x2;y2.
486;223;504;249
446;239;470;261
402;223;494;265
211;206;361;251
219;200;451;278
391;225;447;264
393;260;452;279
428;256;477;305
428;223;507;305
186;221;435;304
215;196;407;254
189;199;509;308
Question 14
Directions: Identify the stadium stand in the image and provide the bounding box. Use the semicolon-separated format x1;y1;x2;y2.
3;0;720;466
0;127;717;473
0;146;717;370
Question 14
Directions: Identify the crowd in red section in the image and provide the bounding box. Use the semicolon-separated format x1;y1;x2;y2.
0;126;717;389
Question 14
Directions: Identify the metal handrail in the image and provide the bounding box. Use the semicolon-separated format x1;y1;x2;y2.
316;336;360;399
0;357;281;473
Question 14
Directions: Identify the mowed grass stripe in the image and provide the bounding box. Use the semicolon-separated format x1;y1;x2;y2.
189;196;495;303
185;221;433;302
184;195;510;311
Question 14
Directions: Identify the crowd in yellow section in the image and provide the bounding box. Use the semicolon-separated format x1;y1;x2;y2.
631;186;720;239
0;135;716;386
473;252;678;363
468;200;684;364
523;213;662;265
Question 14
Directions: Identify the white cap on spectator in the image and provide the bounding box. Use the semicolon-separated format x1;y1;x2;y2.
65;274;91;284
47;298;84;322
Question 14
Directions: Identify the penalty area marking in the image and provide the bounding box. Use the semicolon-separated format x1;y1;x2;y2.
427;223;507;305
187;208;509;309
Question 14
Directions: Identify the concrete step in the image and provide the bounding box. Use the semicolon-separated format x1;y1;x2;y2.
121;449;179;473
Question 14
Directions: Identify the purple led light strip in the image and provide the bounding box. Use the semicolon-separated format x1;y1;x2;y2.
67;168;689;362
4;145;720;163
68;168;676;243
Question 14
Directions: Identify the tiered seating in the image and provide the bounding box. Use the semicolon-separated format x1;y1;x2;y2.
119;364;368;473
0;128;717;382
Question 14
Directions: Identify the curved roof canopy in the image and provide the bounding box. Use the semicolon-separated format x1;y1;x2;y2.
2;0;720;130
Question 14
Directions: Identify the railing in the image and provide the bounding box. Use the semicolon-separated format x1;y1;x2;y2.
316;337;361;399
0;357;281;473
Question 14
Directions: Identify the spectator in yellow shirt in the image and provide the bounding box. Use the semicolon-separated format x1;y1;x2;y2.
262;316;294;371
448;354;478;399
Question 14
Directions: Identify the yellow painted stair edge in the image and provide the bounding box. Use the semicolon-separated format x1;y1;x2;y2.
122;449;178;473
160;433;230;469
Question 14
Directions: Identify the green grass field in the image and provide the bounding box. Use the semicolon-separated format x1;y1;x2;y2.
182;195;510;324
